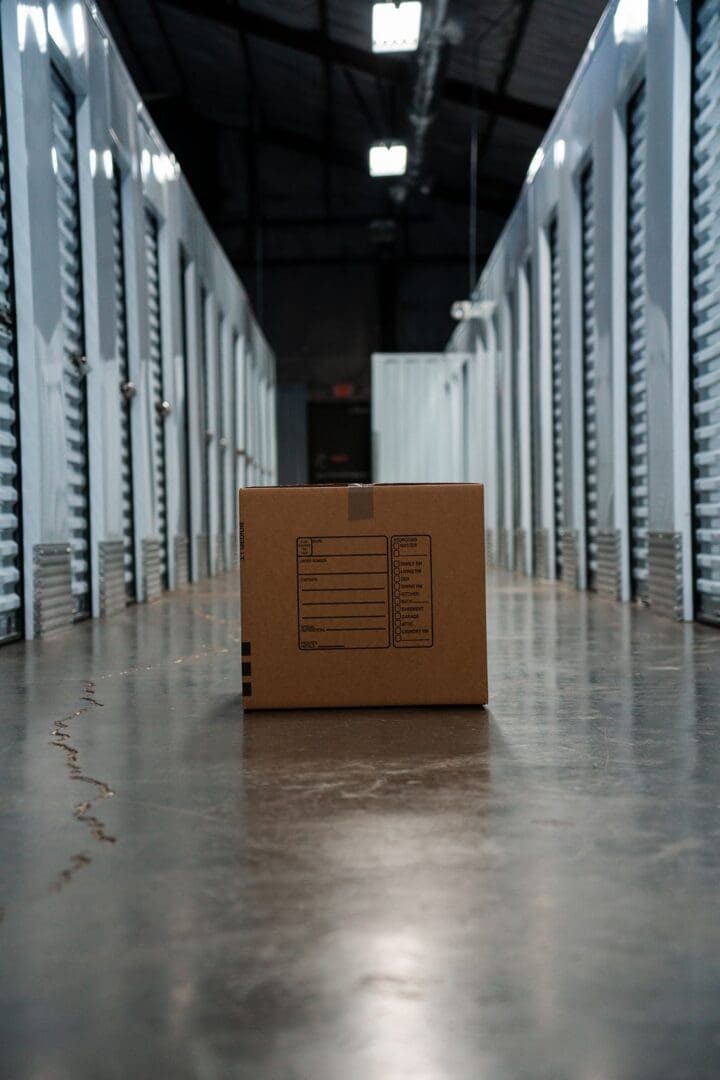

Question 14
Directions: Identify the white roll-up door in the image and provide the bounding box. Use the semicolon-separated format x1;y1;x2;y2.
581;163;598;591
510;292;521;546
494;316;506;562
691;0;720;625
144;207;168;589
216;311;226;570
111;168;135;601
178;248;192;568
231;330;240;562
626;82;649;603
51;68;91;619
200;286;211;573
549;215;563;577
0;89;22;643
528;260;541;573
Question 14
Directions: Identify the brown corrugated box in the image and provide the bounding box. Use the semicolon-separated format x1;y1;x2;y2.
239;483;487;710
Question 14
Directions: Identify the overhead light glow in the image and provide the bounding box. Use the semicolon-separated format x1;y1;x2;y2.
613;0;648;43
89;147;97;178
369;141;408;177
17;4;47;53
149;152;179;184
103;150;114;180
47;3;69;56
553;138;566;168
51;146;58;175
141;148;151;182
526;146;544;184
72;2;86;55
372;2;422;53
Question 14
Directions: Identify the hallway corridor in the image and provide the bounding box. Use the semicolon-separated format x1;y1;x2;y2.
1;570;718;1078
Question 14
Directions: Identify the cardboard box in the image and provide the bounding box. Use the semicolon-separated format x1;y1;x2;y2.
239;484;487;710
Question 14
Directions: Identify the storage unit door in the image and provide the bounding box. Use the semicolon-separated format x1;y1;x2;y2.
494;319;506;565
216;312;226;571
549;216;563;577
178;249;192;581
528;261;540;575
510;293;522;567
144;208;168;589
231;331;240;565
0;89;22;643
690;0;720;625
581;163;598;591
112;169;135;600
626;82;649;603
200;288;211;574
51;69;91;619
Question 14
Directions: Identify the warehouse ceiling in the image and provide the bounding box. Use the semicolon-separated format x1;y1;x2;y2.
98;0;607;377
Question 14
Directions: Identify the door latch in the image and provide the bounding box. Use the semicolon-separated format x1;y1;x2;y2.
71;353;89;375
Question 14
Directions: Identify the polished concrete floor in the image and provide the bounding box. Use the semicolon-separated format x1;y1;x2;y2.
0;569;718;1079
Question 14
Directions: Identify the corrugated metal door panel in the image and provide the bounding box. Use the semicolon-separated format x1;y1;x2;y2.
178;249;193;558
626;82;649;602
231;330;239;564
581;163;598;591
691;0;720;625
200;286;211;573
549;215;563;576
216;311;225;571
510;292;521;536
111;168;135;601
528;260;540;571
51;68;90;619
494;316;505;560
0;86;22;643
144;207;168;588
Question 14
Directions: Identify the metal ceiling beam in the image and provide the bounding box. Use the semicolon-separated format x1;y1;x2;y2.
215;123;517;214
343;70;384;140
158;0;553;129
475;0;537;167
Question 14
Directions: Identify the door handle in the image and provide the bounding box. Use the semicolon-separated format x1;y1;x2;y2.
71;353;89;376
155;399;171;418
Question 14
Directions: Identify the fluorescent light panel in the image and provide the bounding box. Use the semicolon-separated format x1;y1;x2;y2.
613;0;648;43
372;2;422;53
369;142;408;177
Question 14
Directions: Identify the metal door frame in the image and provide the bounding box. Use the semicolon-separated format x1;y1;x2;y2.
689;0;720;625
0;52;23;643
111;158;137;603
51;61;92;621
579;158;598;591
144;204;170;590
625;79;650;604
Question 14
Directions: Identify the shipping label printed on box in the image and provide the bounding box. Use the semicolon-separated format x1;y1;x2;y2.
296;534;433;651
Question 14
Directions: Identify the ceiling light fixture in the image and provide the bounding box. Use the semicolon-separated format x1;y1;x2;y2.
369;141;408;177
372;2;422;53
613;0;648;43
